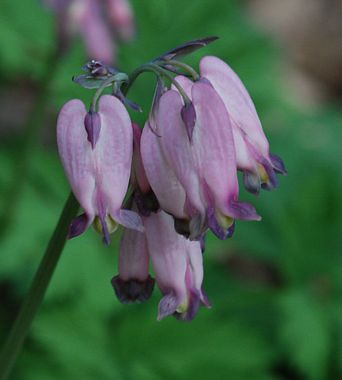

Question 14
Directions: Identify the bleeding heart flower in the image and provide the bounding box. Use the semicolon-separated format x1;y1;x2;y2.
57;94;143;244
147;84;260;240
45;0;135;63
144;210;210;321
199;56;287;194
111;224;154;303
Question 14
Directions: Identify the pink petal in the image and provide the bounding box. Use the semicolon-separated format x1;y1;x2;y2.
96;95;137;224
173;75;194;98
140;121;187;220
118;228;149;282
57;98;96;224
191;80;239;211
78;0;115;64
156;90;206;218
200;56;270;156
144;211;188;298
112;227;154;303
106;0;135;41
144;211;206;320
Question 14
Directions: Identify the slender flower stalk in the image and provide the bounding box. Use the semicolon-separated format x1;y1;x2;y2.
0;36;287;377
0;193;79;380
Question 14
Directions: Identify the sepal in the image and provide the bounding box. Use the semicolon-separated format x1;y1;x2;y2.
156;36;218;61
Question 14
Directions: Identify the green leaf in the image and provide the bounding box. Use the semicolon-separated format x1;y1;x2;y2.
277;290;331;380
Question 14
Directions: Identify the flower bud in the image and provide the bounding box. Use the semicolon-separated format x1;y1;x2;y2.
112;226;154;303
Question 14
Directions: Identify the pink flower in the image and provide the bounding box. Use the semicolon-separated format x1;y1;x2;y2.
140;120;188;223
199;56;287;194
111;225;154;303
144;211;209;321
141;81;260;240
76;0;115;64
106;0;135;41
46;0;135;63
57;95;143;244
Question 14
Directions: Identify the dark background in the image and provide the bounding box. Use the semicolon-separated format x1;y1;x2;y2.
0;0;341;379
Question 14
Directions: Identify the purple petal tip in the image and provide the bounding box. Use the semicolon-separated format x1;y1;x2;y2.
174;290;201;322
133;190;160;217
112;276;155;304
99;213;111;245
68;214;89;239
157;293;179;321
270;153;287;175
181;102;196;141
229;200;261;221
207;207;235;240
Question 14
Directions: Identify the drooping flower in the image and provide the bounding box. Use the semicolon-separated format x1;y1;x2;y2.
57;95;143;244
111;224;155;303
199;56;287;194
141;81;260;240
144;211;210;321
106;0;135;41
45;0;135;63
56;37;287;322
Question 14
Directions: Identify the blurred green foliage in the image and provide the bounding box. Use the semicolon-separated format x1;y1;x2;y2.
0;0;341;379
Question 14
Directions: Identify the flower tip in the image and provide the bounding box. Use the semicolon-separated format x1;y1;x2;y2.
115;209;144;232
270;153;287;175
243;171;261;196
157;293;179;321
68;214;89;239
228;200;261;221
112;276;155;304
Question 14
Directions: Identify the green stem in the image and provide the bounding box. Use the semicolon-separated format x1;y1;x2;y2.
0;192;79;380
90;73;129;112
123;63;191;104
148;63;191;103
122;63;159;95
159;59;200;81
91;75;118;112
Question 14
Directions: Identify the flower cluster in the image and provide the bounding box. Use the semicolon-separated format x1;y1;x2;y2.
45;0;135;63
57;38;286;321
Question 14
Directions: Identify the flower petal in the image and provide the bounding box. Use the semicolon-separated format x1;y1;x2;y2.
156;90;206;219
57;98;96;222
140;121;187;220
200;55;269;155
